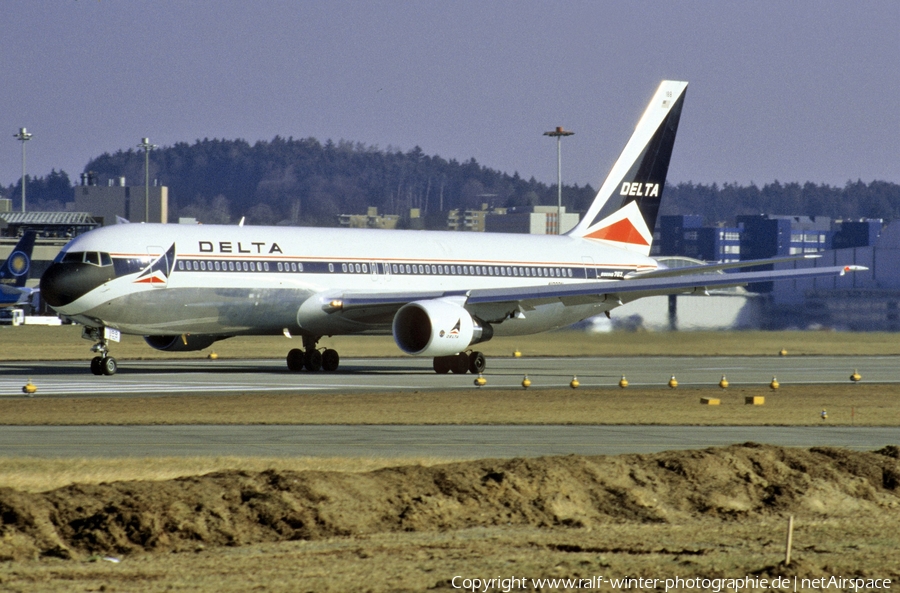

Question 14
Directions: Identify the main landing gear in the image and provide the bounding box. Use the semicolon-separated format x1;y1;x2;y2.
286;334;340;372
433;350;486;374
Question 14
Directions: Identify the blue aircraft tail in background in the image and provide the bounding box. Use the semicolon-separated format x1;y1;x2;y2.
0;231;37;307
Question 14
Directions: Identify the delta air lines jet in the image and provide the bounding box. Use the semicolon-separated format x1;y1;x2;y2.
40;81;863;376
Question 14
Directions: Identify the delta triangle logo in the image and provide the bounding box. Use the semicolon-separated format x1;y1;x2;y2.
449;319;461;336
584;218;650;246
135;244;176;285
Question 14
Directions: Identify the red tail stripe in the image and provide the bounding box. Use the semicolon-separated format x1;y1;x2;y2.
584;218;649;245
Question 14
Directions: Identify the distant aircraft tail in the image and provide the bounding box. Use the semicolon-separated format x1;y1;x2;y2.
0;231;37;289
567;80;687;255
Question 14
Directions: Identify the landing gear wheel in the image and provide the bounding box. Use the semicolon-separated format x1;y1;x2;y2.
321;349;340;372
90;356;103;375
286;348;304;372
433;356;451;374
100;356;117;376
451;352;470;374
468;351;486;374
304;349;323;372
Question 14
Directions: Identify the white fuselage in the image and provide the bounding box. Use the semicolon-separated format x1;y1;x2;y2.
49;223;658;339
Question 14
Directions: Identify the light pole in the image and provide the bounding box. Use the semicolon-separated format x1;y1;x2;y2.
543;126;573;234
13;128;33;213
138;137;157;222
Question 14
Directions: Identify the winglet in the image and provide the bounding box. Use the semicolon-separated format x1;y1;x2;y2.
567;81;687;255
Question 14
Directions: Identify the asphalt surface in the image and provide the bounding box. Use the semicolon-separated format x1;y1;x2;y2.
1;425;898;459
1;355;897;398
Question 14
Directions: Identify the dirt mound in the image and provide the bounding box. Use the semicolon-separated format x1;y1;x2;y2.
0;443;898;561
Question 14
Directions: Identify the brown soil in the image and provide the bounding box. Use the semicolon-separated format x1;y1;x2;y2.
0;444;899;591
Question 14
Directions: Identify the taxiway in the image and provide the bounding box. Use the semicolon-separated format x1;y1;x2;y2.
1;425;898;458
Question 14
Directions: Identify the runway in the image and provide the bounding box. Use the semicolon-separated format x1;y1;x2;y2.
1;425;898;458
1;355;898;398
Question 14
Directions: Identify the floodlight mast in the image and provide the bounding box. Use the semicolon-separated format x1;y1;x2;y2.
543;126;573;234
13;128;33;213
138;137;158;222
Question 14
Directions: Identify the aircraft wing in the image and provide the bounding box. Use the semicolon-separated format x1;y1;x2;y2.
0;285;34;308
335;264;864;324
466;265;863;306
626;254;822;279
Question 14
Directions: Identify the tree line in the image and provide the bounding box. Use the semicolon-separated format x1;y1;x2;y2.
3;138;899;228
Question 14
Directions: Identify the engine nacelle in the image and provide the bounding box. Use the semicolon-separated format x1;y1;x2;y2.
392;299;491;357
143;334;227;352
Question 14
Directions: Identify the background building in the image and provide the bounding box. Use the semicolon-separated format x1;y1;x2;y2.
484;205;579;234
74;176;168;225
339;207;401;229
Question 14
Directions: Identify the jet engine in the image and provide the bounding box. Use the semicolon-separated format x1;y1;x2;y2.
143;334;227;352
392;299;492;357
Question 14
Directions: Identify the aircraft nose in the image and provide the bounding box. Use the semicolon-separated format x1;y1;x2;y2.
40;262;112;308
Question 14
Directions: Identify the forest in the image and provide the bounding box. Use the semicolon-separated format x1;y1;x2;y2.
3;137;899;228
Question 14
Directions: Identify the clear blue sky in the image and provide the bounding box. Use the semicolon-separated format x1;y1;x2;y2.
2;1;898;191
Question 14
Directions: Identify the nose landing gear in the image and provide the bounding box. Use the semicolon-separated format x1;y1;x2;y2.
85;327;119;376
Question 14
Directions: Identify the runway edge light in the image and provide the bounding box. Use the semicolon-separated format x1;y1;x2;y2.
22;379;36;396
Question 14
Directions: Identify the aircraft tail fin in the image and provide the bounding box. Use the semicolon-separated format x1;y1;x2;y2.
0;231;36;288
567;81;687;255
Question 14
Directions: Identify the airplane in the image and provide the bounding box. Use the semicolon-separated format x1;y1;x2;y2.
39;80;864;376
0;231;37;308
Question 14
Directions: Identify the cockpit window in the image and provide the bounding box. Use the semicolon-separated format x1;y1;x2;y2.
60;251;113;267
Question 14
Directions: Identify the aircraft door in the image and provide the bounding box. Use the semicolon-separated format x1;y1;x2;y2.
581;256;596;279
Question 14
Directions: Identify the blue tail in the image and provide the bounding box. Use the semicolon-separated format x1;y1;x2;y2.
0;231;37;289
